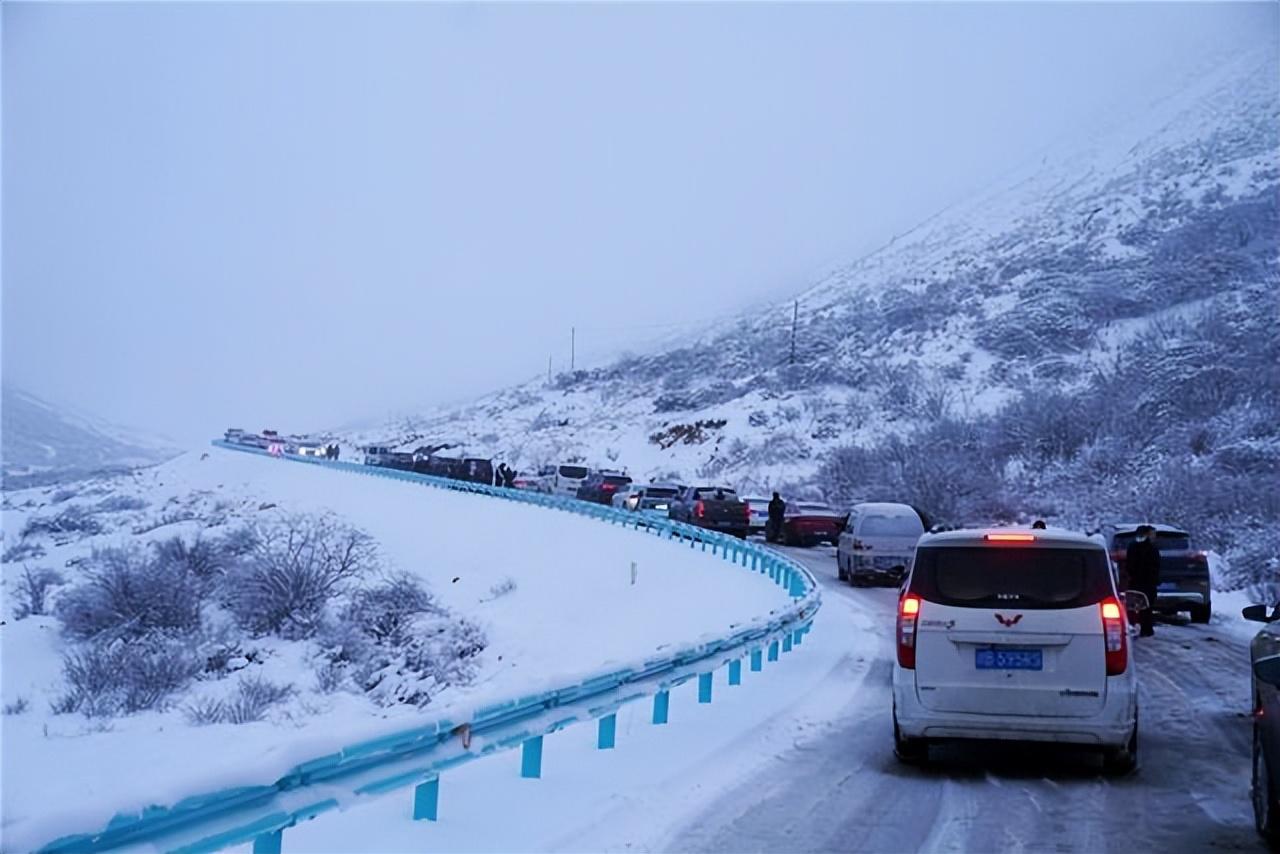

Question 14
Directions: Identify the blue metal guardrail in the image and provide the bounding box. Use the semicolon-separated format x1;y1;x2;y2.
37;441;821;854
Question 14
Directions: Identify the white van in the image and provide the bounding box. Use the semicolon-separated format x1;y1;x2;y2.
552;463;590;497
892;527;1139;773
363;446;393;466
837;502;925;586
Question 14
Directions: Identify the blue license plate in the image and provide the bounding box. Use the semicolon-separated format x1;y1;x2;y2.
975;649;1043;671
1158;582;1178;591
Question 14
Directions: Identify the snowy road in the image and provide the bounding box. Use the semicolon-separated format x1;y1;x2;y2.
665;545;1264;854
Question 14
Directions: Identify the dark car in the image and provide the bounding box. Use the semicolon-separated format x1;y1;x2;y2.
460;458;494;486
669;485;750;538
781;502;844;547
576;471;633;505
1103;523;1211;623
384;452;415;471
1244;603;1280;844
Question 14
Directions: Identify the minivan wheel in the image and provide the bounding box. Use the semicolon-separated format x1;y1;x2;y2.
837;558;848;582
1253;720;1279;843
893;713;928;765
1103;723;1138;776
1190;604;1211;624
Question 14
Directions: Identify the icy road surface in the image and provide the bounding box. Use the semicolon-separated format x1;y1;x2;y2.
663;545;1263;854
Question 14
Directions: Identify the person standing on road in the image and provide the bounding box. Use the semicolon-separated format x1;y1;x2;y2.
503;465;516;488
1126;524;1162;637
766;492;786;543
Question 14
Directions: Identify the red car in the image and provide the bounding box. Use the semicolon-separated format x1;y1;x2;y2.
782;502;844;547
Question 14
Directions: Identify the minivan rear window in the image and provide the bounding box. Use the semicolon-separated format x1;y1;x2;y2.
645;487;678;498
910;547;1113;610
559;465;589;479
603;475;632;487
694;488;738;500
861;514;921;537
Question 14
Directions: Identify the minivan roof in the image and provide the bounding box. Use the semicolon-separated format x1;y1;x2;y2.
920;527;1102;549
852;502;918;515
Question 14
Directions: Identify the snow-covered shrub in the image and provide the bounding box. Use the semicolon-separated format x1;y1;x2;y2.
93;494;148;513
56;546;203;641
21;505;103;539
11;566;65;619
51;488;78;505
186;675;295;725
2;540;46;563
54;634;202;717
356;615;486;707
345;573;439;646
225;515;377;639
488;577;517;600
4;697;29;715
153;535;231;592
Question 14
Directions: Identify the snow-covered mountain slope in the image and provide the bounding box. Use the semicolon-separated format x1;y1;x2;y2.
1;386;177;488
346;45;1279;507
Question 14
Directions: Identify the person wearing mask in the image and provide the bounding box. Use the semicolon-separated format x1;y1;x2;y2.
766;492;786;544
1125;524;1162;638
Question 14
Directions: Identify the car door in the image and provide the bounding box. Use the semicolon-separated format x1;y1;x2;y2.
837;508;859;569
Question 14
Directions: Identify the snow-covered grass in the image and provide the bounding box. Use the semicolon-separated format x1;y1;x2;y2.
0;446;789;851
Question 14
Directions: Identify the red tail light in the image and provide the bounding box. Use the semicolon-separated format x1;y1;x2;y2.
602;484;617;492
897;594;921;669
1101;596;1127;676
695;500;706;519
744;502;752;522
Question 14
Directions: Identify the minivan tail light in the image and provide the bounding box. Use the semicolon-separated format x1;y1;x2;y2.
1101;596;1127;676
695;500;706;519
897;594;921;669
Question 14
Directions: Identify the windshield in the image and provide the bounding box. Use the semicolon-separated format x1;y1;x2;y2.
558;465;589;479
694;487;738;500
860;514;922;537
910;546;1113;610
645;487;678;498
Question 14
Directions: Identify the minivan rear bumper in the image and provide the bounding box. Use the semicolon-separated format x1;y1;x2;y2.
893;666;1136;748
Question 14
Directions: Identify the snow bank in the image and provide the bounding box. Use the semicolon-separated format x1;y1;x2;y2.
1;447;788;851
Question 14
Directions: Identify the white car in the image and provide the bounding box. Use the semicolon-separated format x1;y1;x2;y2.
743;496;771;535
838;502;925;586
892;527;1138;774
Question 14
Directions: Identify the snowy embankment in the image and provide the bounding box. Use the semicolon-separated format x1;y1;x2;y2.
0;447;786;851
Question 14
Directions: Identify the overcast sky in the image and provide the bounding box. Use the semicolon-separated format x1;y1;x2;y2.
3;1;1275;444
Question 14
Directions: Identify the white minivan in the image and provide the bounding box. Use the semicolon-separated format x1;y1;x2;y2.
837;502;925;586
892;527;1139;773
552;464;590;498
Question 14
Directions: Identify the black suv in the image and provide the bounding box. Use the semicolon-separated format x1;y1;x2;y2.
576;471;632;505
1102;522;1211;623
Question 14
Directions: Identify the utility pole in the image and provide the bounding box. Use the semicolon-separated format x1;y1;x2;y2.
547;354;553;385
571;326;576;372
789;299;798;365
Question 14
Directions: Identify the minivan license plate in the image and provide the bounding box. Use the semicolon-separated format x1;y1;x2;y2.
975;649;1042;671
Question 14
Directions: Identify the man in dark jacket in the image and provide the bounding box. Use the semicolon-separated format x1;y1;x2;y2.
503;465;516;488
1125;524;1162;637
766;492;786;543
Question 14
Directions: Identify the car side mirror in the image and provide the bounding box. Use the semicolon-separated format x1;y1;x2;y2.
1243;604;1273;623
1255;656;1280;688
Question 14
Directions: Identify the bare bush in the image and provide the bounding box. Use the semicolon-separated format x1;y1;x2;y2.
185;675;295;725
153;535;230;590
225;515;377;639
12;566;65;619
488;577;517;600
345;573;438;647
54;635;202;717
22;506;102;539
3;540;46;564
94;495;149;513
56;546;202;641
4;697;29;715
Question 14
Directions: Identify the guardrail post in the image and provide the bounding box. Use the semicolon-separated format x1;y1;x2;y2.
789;573;806;598
253;829;283;854
752;553;760;571
698;672;713;703
768;640;780;662
598;714;617;750
782;633;793;654
652;690;670;724
793;627;804;647
750;648;763;671
521;736;544;778
413;777;440;821
728;659;742;686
